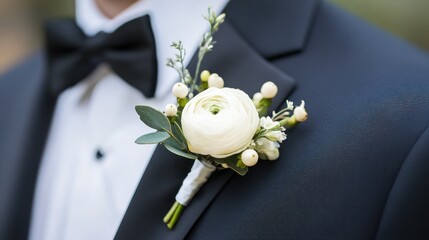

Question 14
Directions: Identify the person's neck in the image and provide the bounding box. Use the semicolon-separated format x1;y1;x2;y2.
95;0;139;18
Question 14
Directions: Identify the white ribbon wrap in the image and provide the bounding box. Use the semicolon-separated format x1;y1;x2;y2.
175;160;217;206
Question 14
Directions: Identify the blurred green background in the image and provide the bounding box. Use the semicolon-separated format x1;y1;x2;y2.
0;0;428;73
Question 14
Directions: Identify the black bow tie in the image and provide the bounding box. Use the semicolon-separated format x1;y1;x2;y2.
45;15;158;98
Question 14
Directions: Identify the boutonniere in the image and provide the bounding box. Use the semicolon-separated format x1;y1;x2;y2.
135;8;308;229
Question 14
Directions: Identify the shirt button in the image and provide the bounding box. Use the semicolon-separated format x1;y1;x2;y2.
95;148;105;161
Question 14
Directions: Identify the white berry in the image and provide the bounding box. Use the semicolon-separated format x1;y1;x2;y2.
260;81;278;99
165;104;178;117
294;106;308;122
208;74;224;88
253;92;263;104
241;149;259;167
172;82;189;98
200;70;211;82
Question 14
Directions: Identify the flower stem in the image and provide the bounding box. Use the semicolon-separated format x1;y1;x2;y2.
257;98;272;117
191;57;203;94
163;201;179;224
279;115;298;128
164;201;185;229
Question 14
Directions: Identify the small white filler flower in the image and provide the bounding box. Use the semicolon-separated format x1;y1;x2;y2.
260;116;280;130
255;138;280;160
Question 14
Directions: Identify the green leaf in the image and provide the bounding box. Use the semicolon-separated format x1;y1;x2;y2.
171;122;188;149
135;131;170;144
214;155;248;176
163;137;183;150
163;144;197;160
135;105;171;132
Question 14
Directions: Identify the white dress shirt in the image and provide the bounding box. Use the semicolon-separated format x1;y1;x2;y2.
29;0;228;239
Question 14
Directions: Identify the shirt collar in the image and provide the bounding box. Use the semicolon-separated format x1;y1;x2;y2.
76;0;153;36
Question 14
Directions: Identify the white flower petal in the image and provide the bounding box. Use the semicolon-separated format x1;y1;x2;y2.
181;88;259;158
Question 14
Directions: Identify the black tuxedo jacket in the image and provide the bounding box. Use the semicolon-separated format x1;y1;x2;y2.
1;0;429;239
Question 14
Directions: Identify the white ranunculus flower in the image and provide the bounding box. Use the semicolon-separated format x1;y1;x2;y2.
181;87;260;158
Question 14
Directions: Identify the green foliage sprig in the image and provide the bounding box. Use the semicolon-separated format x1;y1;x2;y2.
166;8;225;98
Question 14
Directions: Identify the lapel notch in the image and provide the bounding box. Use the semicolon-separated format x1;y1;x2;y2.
225;0;320;58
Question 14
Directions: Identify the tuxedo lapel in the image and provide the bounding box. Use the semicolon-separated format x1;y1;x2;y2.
115;20;296;240
0;53;55;239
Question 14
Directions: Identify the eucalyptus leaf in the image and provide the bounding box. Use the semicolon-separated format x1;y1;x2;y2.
171;122;188;149
214;155;248;176
163;137;184;150
135;131;170;144
226;161;248;176
163;144;197;160
135;105;171;131
213;155;237;164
